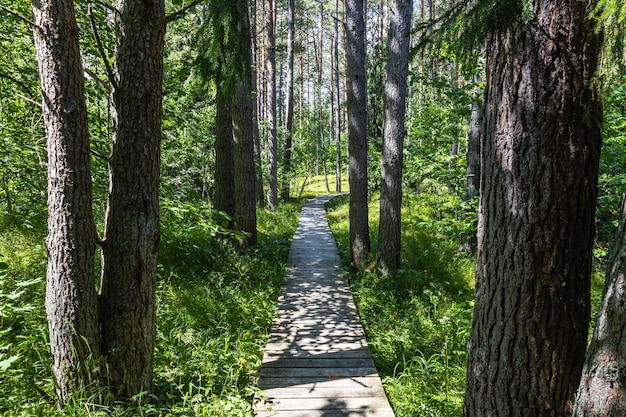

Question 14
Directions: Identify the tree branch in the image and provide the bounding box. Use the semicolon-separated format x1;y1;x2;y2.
166;0;205;23
88;5;117;91
84;67;112;93
0;5;42;31
0;72;36;97
93;0;119;15
17;94;42;108
90;148;110;162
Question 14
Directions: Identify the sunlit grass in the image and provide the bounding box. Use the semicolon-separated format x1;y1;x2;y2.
295;174;349;199
327;193;474;417
0;199;303;416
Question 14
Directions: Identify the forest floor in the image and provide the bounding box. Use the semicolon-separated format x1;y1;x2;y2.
0;176;607;417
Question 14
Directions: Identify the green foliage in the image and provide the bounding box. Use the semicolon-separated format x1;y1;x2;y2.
327;194;474;417
0;1;47;216
194;0;252;95
0;197;302;415
597;80;626;244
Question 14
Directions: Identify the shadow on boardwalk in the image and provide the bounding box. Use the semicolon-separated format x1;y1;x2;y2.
254;195;394;417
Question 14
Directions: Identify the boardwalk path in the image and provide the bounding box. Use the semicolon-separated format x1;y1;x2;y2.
255;195;395;417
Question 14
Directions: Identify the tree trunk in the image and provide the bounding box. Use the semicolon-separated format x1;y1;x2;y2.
31;0;100;402
214;89;235;218
376;0;412;272
100;0;165;399
250;0;265;208
282;0;295;201
265;0;278;210
334;0;342;193
573;195;626;416
232;78;258;248
464;2;602;416
460;96;482;254
345;0;370;269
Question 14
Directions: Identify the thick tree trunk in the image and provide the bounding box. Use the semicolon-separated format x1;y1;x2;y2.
100;0;165;399
265;0;278;210
376;0;412;272
573;195;626;416
281;0;295;201
31;0;100;402
232;77;258;248
214;90;235;218
464;2;602;416
345;0;370;269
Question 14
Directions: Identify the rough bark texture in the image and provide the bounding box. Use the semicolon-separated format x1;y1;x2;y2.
376;0;412;272
464;2;602;416
232;77;258;247
573;195;626;416
281;0;295;201
265;0;278;210
31;0;100;402
100;0;165;399
345;0;370;269
214;90;235;218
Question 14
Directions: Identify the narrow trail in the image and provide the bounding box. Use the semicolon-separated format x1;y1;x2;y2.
254;195;395;417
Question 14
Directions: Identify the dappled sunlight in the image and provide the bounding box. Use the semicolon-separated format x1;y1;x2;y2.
255;195;395;416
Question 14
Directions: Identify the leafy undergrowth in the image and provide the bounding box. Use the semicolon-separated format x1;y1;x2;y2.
326;194;475;417
0;199;303;416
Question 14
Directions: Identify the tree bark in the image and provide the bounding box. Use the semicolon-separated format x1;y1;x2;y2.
100;0;165;399
334;0;342;193
345;0;370;269
376;0;412;272
281;0;295;201
232;77;258;248
464;2;602;416
573;195;626;416
214;89;235;218
265;0;278;210
31;0;100;402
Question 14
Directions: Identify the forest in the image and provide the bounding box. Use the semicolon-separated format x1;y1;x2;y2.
1;0;626;416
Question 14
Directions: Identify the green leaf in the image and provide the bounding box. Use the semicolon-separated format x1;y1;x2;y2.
0;355;19;372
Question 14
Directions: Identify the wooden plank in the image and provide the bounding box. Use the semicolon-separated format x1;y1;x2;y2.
260;385;387;398
265;342;368;352
257;396;392;411
260;367;378;378
262;358;374;368
255;410;395;417
258;376;385;389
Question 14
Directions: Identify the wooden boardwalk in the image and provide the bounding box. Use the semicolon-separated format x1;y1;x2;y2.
255;195;395;417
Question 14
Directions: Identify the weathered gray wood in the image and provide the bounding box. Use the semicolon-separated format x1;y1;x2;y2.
255;195;394;416
258;375;384;389
256;411;394;417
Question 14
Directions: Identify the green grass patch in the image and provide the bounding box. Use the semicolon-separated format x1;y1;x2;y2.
0;199;303;416
326;193;474;417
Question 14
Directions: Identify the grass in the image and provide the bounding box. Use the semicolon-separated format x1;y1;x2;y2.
326;193;475;417
0;196;304;416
